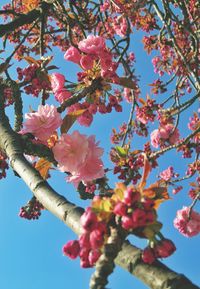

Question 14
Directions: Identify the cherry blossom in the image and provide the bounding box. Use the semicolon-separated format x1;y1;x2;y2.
64;46;82;64
53;131;104;186
159;166;174;181
21;104;62;142
78;35;105;55
50;73;65;93
174;207;200;237
62;240;80;259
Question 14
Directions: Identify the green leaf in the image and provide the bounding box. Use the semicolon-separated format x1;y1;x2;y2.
115;146;127;157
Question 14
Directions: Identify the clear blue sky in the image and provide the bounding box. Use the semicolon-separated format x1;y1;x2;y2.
0;1;199;289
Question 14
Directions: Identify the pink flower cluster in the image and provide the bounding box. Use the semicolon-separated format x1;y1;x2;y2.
188;113;200;143
63;208;107;267
142;239;176;264
21;104;62;142
151;123;180;148
50;73;72;103
67;96;122;127
64;35;118;80
113;187;156;231
123;88;133;103
136;99;158;125
52;131;104;186
159;166;174;181
174;206;200;237
17;65;51;97
112;15;128;37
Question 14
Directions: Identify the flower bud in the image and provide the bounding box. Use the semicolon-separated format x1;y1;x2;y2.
62;240;80;259
142;247;156;264
155;239;176;258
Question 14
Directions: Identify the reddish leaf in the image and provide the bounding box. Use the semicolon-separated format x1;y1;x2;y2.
35;158;52;180
143;181;170;209
139;154;151;191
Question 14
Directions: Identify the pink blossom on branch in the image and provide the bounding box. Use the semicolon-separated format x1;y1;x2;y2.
154;239;176;258
150;129;160;148
21;104;62;142
62;240;80;259
50;73;65;93
80;55;94;70
55;89;72;103
64;46;82;64
159;166;174;181
78;35;106;55
142;247;156;264
50;73;71;103
80;207;98;231
52;131;104;186
150;124;180;148
174;206;200;237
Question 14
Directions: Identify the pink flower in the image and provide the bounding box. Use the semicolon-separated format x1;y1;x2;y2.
68;135;104;185
79;247;90;268
64;46;81;64
99;51;113;71
79;247;90;260
123;188;140;206
55;89;71;103
169;128;180;145
174;206;200;237
88;104;97;114
150;124;180;148
172;186;183;195
79;233;90;249
52;131;104;186
132;208;149;227
88;249;101;266
80;55;94;70
123;88;132;103
150;129;160;148
78;35;105;55
113;202;127;216
22;104;62;141
77;111;93;127
159;124;172;139
142;247;156;264
159;124;180;144
154;239;176;258
90;229;104;249
81;208;98;231
50;73;65;93
52;131;89;173
159;166;174;181
62;240;80;259
121;215;135;230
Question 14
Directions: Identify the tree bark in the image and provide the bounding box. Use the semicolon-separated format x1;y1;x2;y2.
0;2;52;37
0;100;199;289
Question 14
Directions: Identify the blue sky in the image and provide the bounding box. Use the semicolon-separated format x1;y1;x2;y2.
0;1;200;289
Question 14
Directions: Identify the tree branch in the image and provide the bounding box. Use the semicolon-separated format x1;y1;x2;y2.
57;78;102;113
0;93;199;289
0;2;52;37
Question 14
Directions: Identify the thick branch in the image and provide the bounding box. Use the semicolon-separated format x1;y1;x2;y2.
57;78;102;113
0;97;199;289
0;2;52;37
